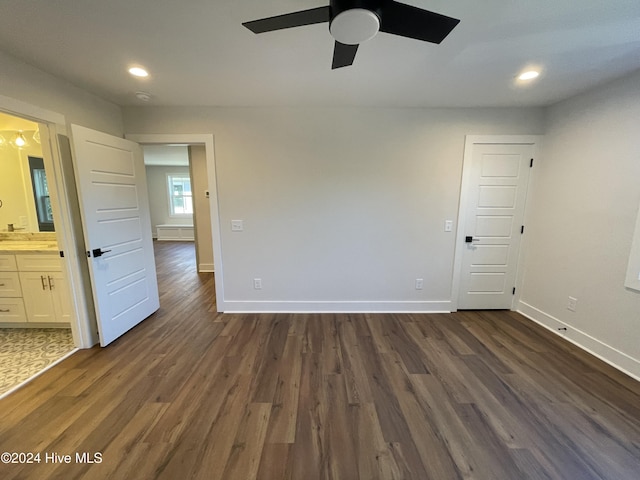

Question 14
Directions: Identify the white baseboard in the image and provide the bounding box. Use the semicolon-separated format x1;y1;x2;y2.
219;300;451;314
198;263;215;273
517;301;640;382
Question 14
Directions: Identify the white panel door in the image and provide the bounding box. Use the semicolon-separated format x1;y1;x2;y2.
458;143;533;309
71;125;159;346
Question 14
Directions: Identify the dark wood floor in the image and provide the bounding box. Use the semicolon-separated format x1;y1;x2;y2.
1;241;639;479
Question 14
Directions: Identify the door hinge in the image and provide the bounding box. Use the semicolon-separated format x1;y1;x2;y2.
59;250;65;258
87;251;91;258
512;287;516;295
521;225;524;234
530;158;534;167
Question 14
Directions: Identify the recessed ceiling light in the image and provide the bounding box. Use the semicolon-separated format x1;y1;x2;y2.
128;67;149;78
518;70;540;81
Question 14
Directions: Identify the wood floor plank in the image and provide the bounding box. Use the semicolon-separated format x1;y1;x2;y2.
264;334;302;444
220;402;272;480
1;241;639;480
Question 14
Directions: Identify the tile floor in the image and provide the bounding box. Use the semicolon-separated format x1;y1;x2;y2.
0;328;75;397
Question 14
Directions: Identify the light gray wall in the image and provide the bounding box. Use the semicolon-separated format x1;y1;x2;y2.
0;50;123;136
519;70;640;378
124;106;544;309
145;165;193;232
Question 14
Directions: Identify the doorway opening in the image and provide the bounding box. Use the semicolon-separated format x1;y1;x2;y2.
0;110;76;397
128;134;223;312
142;143;214;273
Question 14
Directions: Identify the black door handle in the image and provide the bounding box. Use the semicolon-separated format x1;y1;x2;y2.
92;248;112;257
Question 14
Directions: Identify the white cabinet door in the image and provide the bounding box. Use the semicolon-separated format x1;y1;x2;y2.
19;272;57;323
49;272;73;322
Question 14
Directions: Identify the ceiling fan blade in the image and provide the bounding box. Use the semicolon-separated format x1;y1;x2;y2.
379;2;460;44
332;41;359;69
243;6;330;33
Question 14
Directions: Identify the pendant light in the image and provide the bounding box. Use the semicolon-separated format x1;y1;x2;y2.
13;131;27;148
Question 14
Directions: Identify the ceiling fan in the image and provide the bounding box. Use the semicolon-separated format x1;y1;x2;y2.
242;0;460;69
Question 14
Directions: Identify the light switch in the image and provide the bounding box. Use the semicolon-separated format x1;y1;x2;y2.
231;220;243;232
445;220;453;232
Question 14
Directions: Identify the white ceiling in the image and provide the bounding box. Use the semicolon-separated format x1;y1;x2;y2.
0;0;638;108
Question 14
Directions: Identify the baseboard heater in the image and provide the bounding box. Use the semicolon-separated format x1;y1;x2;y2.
155;225;194;241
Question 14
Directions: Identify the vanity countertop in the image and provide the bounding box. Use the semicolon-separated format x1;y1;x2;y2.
0;242;59;254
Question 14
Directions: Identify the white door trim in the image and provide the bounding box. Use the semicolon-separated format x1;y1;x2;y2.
452;135;541;311
0;95;95;348
125;134;225;311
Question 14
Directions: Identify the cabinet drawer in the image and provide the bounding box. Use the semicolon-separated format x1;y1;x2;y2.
0;272;23;297
0;298;27;322
0;254;17;271
16;255;62;272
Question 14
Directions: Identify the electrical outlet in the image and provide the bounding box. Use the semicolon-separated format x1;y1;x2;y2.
445;220;453;232
567;296;577;312
253;278;262;290
415;278;424;290
231;220;243;232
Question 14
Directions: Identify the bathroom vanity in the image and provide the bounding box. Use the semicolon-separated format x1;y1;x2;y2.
0;233;71;327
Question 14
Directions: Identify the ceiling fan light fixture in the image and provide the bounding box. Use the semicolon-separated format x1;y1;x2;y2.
330;8;380;45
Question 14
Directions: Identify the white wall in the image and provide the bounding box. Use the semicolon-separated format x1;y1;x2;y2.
124;107;544;310
519;70;640;379
145;165;193;232
0;51;123;136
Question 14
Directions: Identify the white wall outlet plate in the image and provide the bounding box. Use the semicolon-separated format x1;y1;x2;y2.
231;220;243;231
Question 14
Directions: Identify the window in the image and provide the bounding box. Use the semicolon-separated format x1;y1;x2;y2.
167;174;193;216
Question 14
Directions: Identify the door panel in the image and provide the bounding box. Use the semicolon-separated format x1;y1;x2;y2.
71;125;159;346
458;143;533;309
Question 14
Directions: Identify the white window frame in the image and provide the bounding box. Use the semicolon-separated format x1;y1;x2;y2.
166;173;193;217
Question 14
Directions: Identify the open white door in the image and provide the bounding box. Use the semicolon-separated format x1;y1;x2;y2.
71;125;159;346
